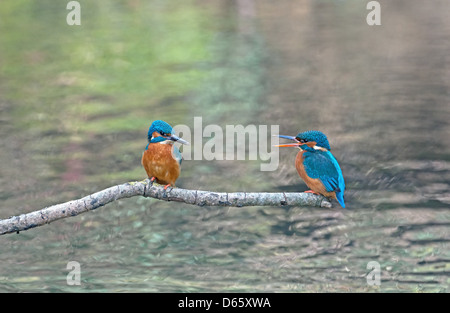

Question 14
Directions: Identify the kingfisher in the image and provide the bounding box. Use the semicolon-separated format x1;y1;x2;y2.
276;130;346;208
141;120;189;189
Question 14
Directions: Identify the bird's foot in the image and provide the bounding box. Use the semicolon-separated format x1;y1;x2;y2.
150;177;156;185
164;184;174;191
163;184;174;194
304;190;320;195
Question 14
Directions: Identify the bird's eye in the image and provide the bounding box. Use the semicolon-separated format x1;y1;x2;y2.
160;132;166;136
300;139;307;143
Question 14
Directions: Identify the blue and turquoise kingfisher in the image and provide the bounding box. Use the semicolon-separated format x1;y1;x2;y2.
141;120;189;189
276;130;346;208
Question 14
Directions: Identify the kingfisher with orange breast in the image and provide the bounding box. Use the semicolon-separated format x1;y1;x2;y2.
142;120;189;189
276;130;346;208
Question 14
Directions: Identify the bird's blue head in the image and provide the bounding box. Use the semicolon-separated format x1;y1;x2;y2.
296;130;331;151
277;130;331;151
147;120;189;145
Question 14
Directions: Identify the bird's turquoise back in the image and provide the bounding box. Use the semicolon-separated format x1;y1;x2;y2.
325;151;346;208
302;149;346;208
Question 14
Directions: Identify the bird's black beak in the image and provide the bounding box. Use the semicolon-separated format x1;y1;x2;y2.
278;135;298;141
168;134;189;145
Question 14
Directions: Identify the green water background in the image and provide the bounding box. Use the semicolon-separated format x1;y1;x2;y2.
0;0;449;292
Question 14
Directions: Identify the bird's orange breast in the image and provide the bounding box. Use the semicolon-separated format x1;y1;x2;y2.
141;143;181;186
295;150;337;200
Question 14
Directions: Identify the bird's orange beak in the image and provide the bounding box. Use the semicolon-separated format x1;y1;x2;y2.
275;142;302;147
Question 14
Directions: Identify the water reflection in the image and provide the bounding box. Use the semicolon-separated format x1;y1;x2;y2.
0;0;449;292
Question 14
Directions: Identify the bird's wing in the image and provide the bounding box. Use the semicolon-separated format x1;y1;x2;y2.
172;145;183;165
303;151;341;193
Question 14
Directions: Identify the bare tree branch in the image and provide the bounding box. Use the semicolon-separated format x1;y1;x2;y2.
0;179;332;235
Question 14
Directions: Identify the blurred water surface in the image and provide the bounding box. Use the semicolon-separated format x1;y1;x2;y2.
0;0;449;292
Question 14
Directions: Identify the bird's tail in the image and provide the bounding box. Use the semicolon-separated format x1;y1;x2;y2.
336;191;346;208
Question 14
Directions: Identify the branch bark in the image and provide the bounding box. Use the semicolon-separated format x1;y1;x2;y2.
0;179;332;236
